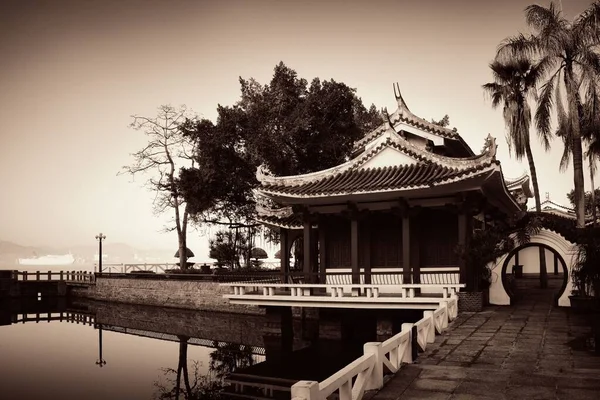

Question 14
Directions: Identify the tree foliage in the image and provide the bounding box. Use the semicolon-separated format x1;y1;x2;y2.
567;188;600;217
178;62;382;228
208;230;248;269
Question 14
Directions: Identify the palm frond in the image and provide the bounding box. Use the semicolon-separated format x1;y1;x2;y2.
555;102;573;172
482;82;505;109
573;1;600;43
496;34;539;61
535;77;556;148
525;3;561;32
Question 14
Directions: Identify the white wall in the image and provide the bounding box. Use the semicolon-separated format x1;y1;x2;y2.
504;246;559;275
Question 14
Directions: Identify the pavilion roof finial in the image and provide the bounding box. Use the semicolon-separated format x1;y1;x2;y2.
393;82;410;113
545;192;550;201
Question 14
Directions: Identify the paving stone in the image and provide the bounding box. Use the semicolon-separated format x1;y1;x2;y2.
462;369;511;383
451;349;480;357
473;356;505;365
418;368;467;381
503;385;557;399
449;393;506;400
454;381;507;396
410;379;459;393
508;373;559;387
556;388;599;400
556;376;600;389
399;389;452;400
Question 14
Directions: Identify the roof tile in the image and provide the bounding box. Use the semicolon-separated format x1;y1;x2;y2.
262;161;495;197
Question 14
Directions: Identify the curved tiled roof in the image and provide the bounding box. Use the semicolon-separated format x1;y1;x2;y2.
256;213;304;230
256;123;498;189
261;160;497;197
353;87;461;152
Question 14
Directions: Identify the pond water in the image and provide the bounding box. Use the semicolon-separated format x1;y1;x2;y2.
0;298;376;400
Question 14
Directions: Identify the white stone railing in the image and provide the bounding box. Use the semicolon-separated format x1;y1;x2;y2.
323;267;460;286
290;298;457;400
224;282;463;300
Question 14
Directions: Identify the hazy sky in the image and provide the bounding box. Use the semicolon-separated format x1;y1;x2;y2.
0;0;596;257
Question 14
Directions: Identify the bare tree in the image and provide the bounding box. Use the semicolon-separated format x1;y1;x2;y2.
119;105;195;270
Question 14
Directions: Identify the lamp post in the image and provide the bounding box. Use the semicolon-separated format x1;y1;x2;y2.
95;324;107;367
95;233;106;274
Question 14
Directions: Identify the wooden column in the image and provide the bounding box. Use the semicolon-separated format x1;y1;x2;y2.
318;221;326;284
280;229;290;284
554;253;559;275
303;220;313;283
410;210;421;284
351;217;359;284
311;225;319;278
402;214;411;284
458;211;468;287
364;220;372;284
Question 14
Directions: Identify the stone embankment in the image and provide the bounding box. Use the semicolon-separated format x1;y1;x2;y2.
70;275;262;314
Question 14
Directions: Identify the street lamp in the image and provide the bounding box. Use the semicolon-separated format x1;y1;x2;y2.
95;233;106;274
95;324;107;367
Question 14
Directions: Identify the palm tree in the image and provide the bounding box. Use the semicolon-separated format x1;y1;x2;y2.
497;1;600;228
483;58;550;287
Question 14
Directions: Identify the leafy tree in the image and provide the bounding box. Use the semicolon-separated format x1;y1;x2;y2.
567;188;600;218
483;58;550;287
178;62;382;231
497;1;600;228
250;247;268;260
119;105;195;270
209;229;249;269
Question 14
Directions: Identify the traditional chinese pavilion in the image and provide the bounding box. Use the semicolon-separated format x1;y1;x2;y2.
254;86;529;290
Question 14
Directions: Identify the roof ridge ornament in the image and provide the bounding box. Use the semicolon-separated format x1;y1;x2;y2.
393;82;410;113
481;134;497;160
382;107;395;129
256;164;274;181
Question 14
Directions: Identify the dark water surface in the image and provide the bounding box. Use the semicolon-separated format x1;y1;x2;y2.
0;297;379;400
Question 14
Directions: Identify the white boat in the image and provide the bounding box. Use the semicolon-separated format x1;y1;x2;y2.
18;253;75;266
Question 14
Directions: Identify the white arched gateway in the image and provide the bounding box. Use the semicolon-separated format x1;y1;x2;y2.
489;228;578;307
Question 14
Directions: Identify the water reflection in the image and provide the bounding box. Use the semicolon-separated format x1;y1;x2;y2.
0;299;416;399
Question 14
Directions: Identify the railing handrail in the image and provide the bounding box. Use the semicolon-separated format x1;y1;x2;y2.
320;352;375;399
12;270;94;282
222;282;465;288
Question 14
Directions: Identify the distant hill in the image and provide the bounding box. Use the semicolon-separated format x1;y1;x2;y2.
0;239;178;265
0;240;55;256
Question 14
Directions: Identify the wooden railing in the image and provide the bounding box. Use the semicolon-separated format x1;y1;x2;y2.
14;312;95;325
13;270;94;283
291;298;458;400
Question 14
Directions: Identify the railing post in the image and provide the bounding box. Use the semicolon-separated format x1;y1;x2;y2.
36;271;40;281
47;271;51;281
440;301;449;329
363;342;384;391
59;271;64;281
424;311;435;343
23;271;27;281
401;323;414;363
291;381;319;400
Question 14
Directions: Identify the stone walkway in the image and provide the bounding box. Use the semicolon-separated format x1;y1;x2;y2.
369;286;600;400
